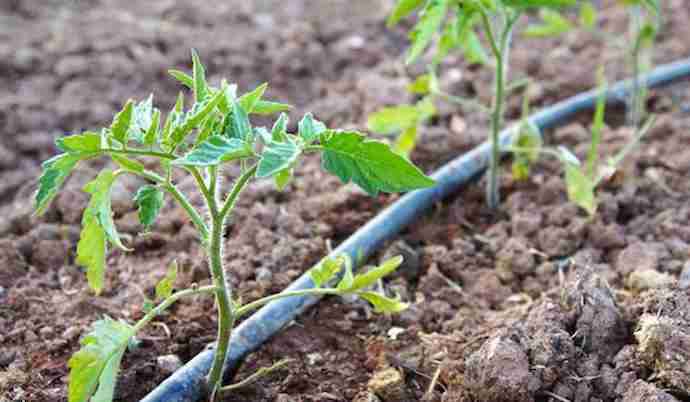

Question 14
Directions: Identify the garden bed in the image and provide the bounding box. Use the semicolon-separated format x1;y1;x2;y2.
1;1;690;401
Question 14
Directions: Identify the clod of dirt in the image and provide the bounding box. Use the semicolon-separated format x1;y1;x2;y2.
626;270;674;295
621;380;680;402
635;314;690;395
495;237;535;281
562;269;627;361
367;367;411;402
0;239;27;288
616;242;661;278
353;391;382;402
381;240;420;281
465;329;533;402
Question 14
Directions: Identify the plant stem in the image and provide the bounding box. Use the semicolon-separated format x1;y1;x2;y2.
132;285;217;333
218;359;293;394
104;148;176;160
480;10;519;210
206;165;257;395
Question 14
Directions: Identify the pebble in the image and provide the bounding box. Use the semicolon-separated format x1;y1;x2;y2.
156;354;183;374
24;330;38;343
39;326;54;338
62;326;81;340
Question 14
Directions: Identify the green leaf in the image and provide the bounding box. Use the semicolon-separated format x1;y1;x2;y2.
143;109;161;146
274;168;292;191
173;136;251;167
271;113;289;142
407;74;431;95
82;170;128;252
564;163;597;216
310;256;345;287
111;155;144;173
395;125;418;155
406;0;448;64
461;30;490;65
257;137;302;178
128;95;155;143
155;261;178;300
254;126;272;144
524;9;574;37
587;74;607;178
387;0;424;27
191;49;208;102
557;146;581;166
238;83;268;113
133;185;164;229
168;69;194;89
252;100;291;115
510;120;542;180
170;88;225;146
579;1;597;29
350;256;403;291
223;102;252;141
67;317;133;402
336;260;355;291
367;105;420;135
57;132;102;153
637;23;657;49
320;131;435;195
298;113;327;143
76;213;107;294
34;153;87;215
110;100;135;145
358;291;408;313
416;96;436;120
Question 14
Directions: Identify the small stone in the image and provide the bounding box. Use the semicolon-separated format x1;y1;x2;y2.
156;354;183;374
368;367;410;402
626;270;674;292
255;267;273;286
621;380;680;402
62;326;81;340
39;326;54;338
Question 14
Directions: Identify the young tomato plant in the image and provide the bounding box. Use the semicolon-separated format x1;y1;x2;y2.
510;75;657;216
34;51;435;402
381;0;575;209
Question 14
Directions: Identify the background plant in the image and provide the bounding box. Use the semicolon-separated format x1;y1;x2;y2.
374;0;576;210
34;50;434;402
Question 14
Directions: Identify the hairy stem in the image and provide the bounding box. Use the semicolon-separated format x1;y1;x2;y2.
206;165;257;394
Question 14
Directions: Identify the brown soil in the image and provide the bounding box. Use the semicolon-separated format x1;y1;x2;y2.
2;1;690;402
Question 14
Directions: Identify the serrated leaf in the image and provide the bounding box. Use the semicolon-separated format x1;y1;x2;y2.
310;257;344;288
111;155;144;173
557;146;581;166
191;49;207;102
367;105;420;135
82;169;128;252
143;109;161;146
349;256;403;291
110;100;134;145
57;132;102;153
320;131;435;195
461;30;490;65
168;69;194;88
34;153;88;215
298;113;327;143
133;185;164;229
257;137;302;178
128;95;155;143
336;260;355;291
406;0;448;64
173;136;251;167
170;89;225;146
238;83;268;113
68;317;133;402
252;100;291;115
564;163;597;216
358;291;408;313
271;113;289;142
387;0;424;27
254;126;272;144
223;102;252;141
76;213;107;294
155;261;178;300
502;0;576;8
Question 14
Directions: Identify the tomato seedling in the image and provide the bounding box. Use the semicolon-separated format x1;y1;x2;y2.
34;50;435;401
375;0;576;209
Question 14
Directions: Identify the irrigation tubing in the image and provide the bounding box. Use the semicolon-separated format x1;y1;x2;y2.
142;57;690;402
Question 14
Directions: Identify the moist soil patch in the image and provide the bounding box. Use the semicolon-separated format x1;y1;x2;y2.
1;1;690;401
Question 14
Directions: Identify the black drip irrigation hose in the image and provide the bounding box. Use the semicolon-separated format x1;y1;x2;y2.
142;57;690;402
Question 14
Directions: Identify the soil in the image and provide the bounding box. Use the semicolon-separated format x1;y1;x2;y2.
1;1;690;402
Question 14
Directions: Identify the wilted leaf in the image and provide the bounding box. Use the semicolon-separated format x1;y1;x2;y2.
133;185;164;229
155;261;178;300
564;163;597;215
358;291;408;313
34;153;87;215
